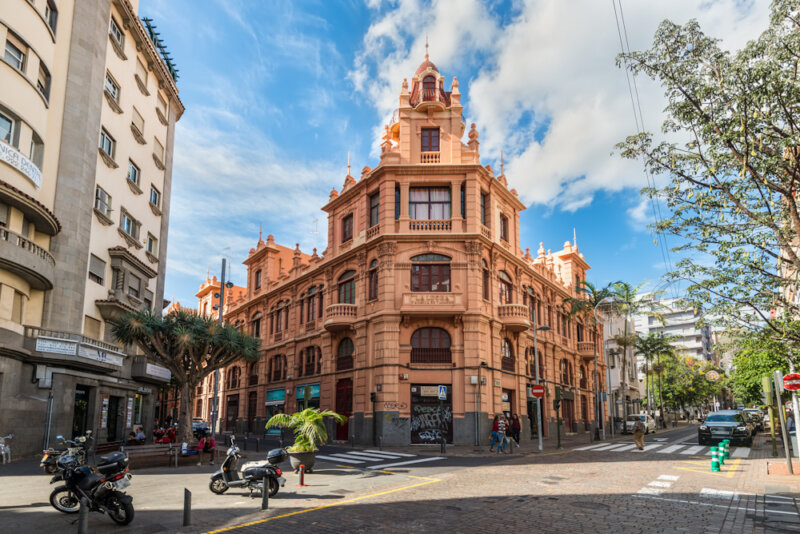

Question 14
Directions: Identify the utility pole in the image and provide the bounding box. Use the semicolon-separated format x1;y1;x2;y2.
211;258;227;446
532;309;550;451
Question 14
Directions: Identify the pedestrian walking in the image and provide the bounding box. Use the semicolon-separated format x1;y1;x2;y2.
510;414;521;448
632;417;645;450
489;415;501;452
497;416;509;453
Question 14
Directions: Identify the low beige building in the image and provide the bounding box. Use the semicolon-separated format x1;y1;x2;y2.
0;0;183;456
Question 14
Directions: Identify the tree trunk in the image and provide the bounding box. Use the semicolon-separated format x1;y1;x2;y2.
178;381;194;444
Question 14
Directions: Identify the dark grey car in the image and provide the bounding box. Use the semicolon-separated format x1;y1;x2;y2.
698;410;753;446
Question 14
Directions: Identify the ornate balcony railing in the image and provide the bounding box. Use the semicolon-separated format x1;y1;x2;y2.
336;355;354;371
367;225;380;239
501;357;515;372
480;225;491;239
577;341;594;356
420;151;440;164
410;348;452;364
1;227;55;266
409;219;451;231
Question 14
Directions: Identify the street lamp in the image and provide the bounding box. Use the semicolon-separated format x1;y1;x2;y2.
594;296;618;441
476;361;487;451
211;258;229;454
532;308;551;452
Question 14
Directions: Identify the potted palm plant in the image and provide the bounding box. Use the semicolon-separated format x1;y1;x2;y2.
265;408;347;473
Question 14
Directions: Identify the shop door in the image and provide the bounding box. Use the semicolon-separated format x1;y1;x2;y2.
72;385;90;438
335;378;353;441
562;399;575;433
226;395;239;431
527;399;539;437
107;396;121;441
247;392;258;432
410;384;453;444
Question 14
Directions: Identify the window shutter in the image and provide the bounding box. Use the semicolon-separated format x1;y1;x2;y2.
89;254;106;280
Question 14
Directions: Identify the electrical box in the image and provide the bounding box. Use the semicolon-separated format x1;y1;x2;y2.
470;376;478;385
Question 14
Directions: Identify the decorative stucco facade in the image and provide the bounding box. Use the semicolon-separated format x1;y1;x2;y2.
194;55;606;446
0;0;183;456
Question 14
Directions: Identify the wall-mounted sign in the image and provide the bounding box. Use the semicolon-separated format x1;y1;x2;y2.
36;338;76;355
78;346;123;367
0;142;42;187
145;363;171;380
126;397;134;429
137;387;152;394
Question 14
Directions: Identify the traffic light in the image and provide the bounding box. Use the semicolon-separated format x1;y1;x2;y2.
553;399;561;411
370;392;377;402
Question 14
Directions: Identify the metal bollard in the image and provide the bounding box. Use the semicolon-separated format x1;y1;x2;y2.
261;475;269;510
183;488;191;526
297;464;308;487
440;435;446;454
77;497;88;534
378;436;382;451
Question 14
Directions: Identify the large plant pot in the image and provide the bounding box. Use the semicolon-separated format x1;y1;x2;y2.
288;450;317;473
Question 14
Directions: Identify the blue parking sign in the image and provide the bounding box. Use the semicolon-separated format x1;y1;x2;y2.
438;385;447;400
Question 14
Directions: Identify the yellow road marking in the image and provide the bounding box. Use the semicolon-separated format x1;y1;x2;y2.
201;477;442;534
335;465;354;469
674;458;741;478
376;470;394;475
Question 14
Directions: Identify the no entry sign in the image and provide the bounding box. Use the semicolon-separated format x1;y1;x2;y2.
783;373;800;391
530;384;545;398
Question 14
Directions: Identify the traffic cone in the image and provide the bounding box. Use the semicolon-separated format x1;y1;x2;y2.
710;447;720;472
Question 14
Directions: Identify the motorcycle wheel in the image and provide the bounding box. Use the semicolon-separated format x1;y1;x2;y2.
263;477;279;497
107;493;134;525
209;477;229;494
49;485;80;514
43;463;58;475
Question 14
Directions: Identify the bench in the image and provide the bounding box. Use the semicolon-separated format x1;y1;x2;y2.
124;442;223;469
92;440;124;462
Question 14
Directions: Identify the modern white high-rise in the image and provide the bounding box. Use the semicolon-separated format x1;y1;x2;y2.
633;297;716;362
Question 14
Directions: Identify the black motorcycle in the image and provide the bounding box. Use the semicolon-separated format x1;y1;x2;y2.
41;432;91;474
49;451;134;525
209;435;286;497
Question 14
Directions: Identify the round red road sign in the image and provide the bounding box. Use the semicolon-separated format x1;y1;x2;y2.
783;373;800;391
530;384;545;398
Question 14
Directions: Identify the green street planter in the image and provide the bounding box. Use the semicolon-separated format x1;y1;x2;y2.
288;450;317;473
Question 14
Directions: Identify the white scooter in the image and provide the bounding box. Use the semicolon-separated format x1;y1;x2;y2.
209;435;286;497
0;434;13;464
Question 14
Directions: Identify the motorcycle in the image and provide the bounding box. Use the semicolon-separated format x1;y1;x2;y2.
41;432;91;474
0;433;12;464
49;451;134;525
209;435;286;497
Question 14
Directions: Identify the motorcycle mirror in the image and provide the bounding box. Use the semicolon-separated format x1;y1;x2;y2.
56;435;63;440
85;430;92;435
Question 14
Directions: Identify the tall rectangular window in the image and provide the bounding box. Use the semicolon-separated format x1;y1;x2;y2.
109;17;124;46
154;138;165;161
480;193;488;226
105;72;120;101
394;185;400;220
409;187;450;220
157;93;168;116
254;269;262;289
0;112;13;144
127;273;141;298
88;254;106;285
135;57;148;84
132;107;144;134
4;38;25;71
146;234;158;255
94;186;111;216
149;186;161;208
84;316;101;339
421;128;440;152
460;183;465;218
127;160;140;185
500;214;508;242
120;210;139;238
11;291;24;323
369;192;380;227
99;129;115;158
411;264;451;292
37;64;51;100
341;214;353;242
45;1;58;34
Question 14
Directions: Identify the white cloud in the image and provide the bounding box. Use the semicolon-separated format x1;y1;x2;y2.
350;0;770;210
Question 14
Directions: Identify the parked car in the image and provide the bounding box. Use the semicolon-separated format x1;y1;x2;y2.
192;419;209;440
625;414;656;434
698;410;753;446
742;409;763;432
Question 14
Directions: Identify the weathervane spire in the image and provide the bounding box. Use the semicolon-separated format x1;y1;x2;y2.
347;152;351;176
573;227;577;249
425;34;429;60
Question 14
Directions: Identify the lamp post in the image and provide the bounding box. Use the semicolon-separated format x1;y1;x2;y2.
532;309;551;452
211;258;234;448
594;296;618;441
476;361;487;451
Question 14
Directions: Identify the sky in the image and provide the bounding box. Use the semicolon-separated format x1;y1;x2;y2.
139;0;771;308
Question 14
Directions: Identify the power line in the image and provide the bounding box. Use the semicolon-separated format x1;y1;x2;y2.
611;0;679;300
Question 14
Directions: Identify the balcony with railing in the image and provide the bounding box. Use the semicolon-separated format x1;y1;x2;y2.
578;341;594;360
0;226;55;290
131;356;171;383
497;304;531;332
410;348;452;364
23;326;126;373
366;225;381;240
336;355;354;371
324;303;357;332
420;151;440;164
409;219;451;232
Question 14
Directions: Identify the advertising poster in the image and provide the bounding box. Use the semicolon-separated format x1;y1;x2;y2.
126;397;134;429
101;394;110;429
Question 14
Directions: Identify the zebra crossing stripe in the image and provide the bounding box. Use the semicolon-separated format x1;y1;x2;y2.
642;443;664;451
657;445;684;454
364;449;416;457
680;446;705;455
330;452;389;461
367;457;445;470
593;443;632;451
731;447;750;458
613;444;639;451
574;443;608;451
315;455;365;464
346;451;405;459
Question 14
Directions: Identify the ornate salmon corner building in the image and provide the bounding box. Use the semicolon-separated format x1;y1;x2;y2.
194;53;606;446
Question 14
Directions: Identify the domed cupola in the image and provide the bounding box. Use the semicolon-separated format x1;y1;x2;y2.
409;40;450;110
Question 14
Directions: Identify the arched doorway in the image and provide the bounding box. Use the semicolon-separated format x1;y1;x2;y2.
335;378;353;441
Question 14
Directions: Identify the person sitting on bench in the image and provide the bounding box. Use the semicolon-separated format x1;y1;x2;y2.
196;431;215;465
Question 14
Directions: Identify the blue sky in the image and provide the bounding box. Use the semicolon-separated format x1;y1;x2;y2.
140;0;770;308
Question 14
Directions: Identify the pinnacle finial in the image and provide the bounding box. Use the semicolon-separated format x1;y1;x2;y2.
347;151;351;176
573;227;577;249
425;34;429;60
500;151;504;175
259;222;263;241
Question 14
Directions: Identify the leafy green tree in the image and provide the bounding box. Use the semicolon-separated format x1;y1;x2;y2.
617;0;800;345
112;309;260;442
730;329;791;405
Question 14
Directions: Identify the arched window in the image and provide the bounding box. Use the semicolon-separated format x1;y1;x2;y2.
482;259;490;300
251;312;262;338
498;270;512;304
411;254;451;292
226;366;240;389
268;354;287;382
579;365;587;389
501;338;514;371
337;337;354;370
423;75;436;100
338;270;356;304
411;327;451;363
368;260;378;301
247;362;258;386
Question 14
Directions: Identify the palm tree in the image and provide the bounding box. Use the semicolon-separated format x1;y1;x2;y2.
609;282;667;431
635;332;675;423
565;281;612;436
265;408;347;452
112;309;261;442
